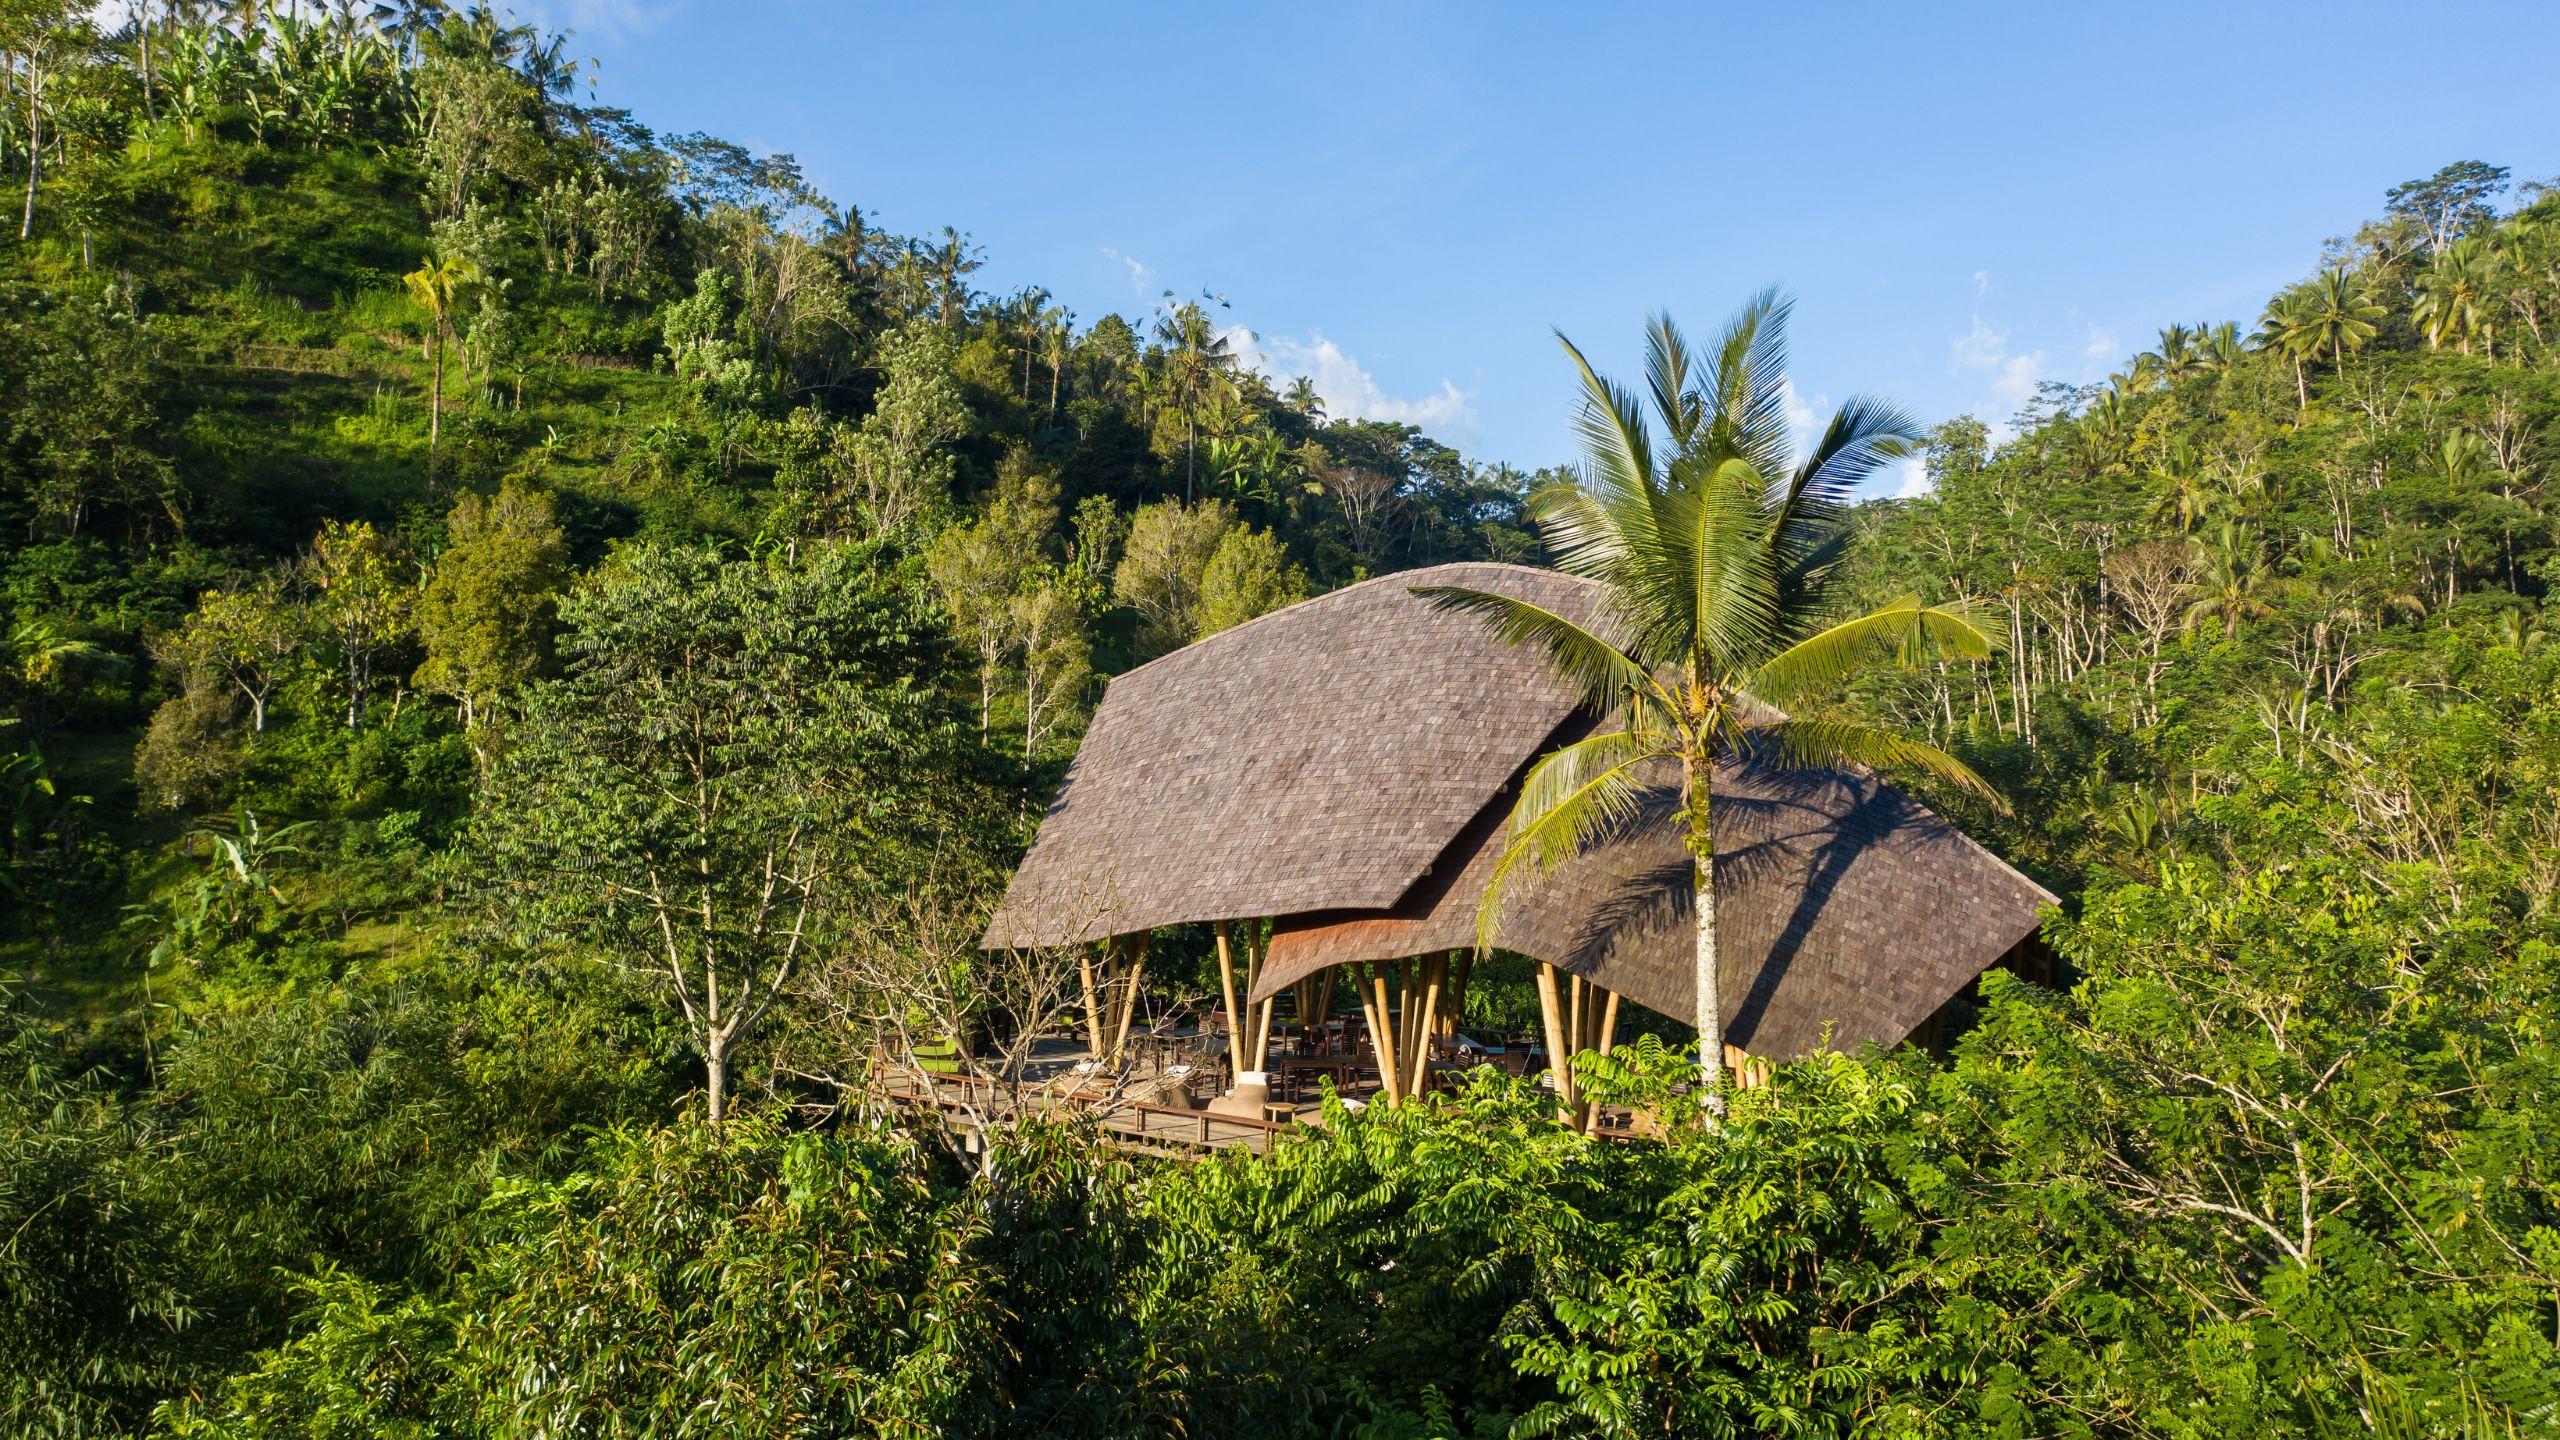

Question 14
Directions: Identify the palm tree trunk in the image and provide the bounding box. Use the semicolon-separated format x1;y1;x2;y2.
1686;751;1726;1120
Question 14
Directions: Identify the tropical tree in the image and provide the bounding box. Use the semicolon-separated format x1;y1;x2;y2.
1422;295;1999;1113
1151;301;1237;500
2182;523;2279;637
402;250;481;467
2294;266;2386;384
2254;289;2318;410
2413;235;2500;355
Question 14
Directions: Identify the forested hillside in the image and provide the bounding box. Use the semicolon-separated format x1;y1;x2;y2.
2;7;2555;1438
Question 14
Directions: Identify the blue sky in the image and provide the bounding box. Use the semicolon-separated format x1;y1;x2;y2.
536;1;2560;494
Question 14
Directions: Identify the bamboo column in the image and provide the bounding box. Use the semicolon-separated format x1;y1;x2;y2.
1406;953;1445;1097
1533;961;1572;1121
1394;954;1416;1066
1078;943;1106;1058
1106;931;1152;1061
1353;962;1402;1105
1370;964;1405;1105
1213;920;1246;1077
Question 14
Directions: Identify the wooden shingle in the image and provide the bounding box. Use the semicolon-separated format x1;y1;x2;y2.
979;563;1613;948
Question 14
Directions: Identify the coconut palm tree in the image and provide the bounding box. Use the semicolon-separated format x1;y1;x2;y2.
2182;524;2279;637
2295;266;2386;384
1152;301;1237;501
2254;289;2319;411
2414;235;2499;356
402;252;480;470
1420;294;2000;1116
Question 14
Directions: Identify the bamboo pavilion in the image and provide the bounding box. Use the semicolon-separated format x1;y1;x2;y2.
981;562;2054;1121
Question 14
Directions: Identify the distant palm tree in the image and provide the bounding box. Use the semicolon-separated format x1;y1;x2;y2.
2079;389;2136;477
2147;439;2213;532
2414;236;2498;356
1422;294;1999;1116
1152;301;1237;501
2295;266;2386;385
2253;290;2318;411
1039;305;1072;419
403;253;480;469
2182;524;2278;637
2199;321;2246;372
2134;322;2200;389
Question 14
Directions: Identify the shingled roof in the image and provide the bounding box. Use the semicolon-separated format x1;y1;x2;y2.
1251;748;2058;1057
980;563;1610;949
984;559;2054;1057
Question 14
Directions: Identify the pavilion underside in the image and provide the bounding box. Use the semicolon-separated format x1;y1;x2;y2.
979;562;2055;1125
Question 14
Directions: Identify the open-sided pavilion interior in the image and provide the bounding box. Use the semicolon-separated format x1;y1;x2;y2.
977;562;2055;1132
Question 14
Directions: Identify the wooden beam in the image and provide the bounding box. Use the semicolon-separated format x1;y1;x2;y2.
1597;989;1622;1056
1213;920;1246;1077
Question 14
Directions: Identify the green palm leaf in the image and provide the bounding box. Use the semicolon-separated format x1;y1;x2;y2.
1409;587;1666;717
1747;596;1993;704
1748;718;2003;809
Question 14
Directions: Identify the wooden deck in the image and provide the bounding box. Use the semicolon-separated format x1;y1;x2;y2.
873;1064;1299;1156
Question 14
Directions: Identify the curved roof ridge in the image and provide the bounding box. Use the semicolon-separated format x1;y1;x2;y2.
1102;559;1586;688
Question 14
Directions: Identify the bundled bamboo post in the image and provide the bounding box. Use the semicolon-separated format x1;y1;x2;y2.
1402;953;1423;1065
1407;953;1445;1097
1213;920;1246;1076
1352;962;1401;1105
1106;931;1151;1061
1533;961;1572;1121
1368;964;1405;1105
1078;944;1106;1058
1565;973;1586;1072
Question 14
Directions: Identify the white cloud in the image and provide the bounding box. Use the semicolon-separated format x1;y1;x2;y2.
2082;324;2120;365
1971;270;1992;299
1777;375;1822;455
1949;315;2046;441
1099;248;1155;297
1888;455;1932;499
1229;328;1477;435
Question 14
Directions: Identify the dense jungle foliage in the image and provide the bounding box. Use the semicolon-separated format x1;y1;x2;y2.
1;6;2554;1437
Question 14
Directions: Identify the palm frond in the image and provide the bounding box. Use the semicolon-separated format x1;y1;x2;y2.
1476;739;1662;948
1747;718;2005;810
1643;311;1703;448
1768;394;1923;606
1411;586;1667;715
1507;726;1672;850
1747;596;1993;703
1687;456;1784;671
1556;329;1657;507
1699;287;1797;485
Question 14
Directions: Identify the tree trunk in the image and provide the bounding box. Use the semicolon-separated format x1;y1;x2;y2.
1686;751;1726;1120
20;55;41;241
428;328;444;460
705;1029;729;1122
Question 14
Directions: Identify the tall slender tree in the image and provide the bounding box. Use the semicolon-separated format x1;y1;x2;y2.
1422;294;1999;1115
402;251;480;471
